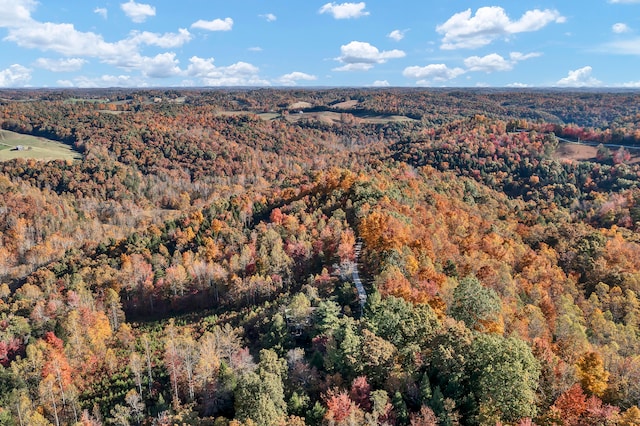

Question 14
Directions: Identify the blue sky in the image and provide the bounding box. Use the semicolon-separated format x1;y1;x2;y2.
1;0;639;88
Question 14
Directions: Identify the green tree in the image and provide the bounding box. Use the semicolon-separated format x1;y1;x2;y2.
449;276;501;332
366;295;439;348
234;349;287;426
467;334;540;424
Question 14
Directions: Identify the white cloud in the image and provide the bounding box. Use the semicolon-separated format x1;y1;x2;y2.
261;13;277;22
94;7;108;19
248;47;263;52
555;66;602;87
128;29;191;48
509;51;541;61
464;51;540;72
371;80;390;87
191;18;233;31
121;0;155;23
277;72;317;86
5;22;131;58
5;21;194;73
609;0;640;3
612;23;631;33
185;56;270;86
387;29;406;41
507;82;530;88
319;2;369;19
600;38;640;54
69;74;145;88
436;6;565;49
619;80;640;87
34;57;86;72
139;52;181;78
403;64;465;84
56;79;74;87
334;41;405;71
0;64;31;87
464;53;512;72
0;0;36;27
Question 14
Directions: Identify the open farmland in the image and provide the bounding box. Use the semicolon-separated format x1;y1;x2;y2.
0;129;81;161
554;141;640;165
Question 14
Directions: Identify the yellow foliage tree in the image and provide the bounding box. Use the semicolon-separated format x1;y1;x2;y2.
576;352;609;397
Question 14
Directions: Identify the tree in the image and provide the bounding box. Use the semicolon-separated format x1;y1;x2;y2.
360;330;396;387
449;276;502;333
550;384;587;426
124;389;145;425
576;352;609;397
620;406;640;426
366;295;439;348
323;389;364;426
234;349;287;426
104;288;125;331
349;376;372;411
410;405;438;426
467;334;540;423
129;352;144;396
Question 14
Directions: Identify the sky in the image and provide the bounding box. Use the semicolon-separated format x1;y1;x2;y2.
1;0;640;89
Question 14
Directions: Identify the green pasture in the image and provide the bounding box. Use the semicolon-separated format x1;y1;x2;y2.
0;129;82;161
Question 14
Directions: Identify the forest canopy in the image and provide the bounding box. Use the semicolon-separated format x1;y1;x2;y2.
1;88;640;425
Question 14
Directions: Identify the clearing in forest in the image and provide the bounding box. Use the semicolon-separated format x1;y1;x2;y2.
554;142;640;165
0;129;82;161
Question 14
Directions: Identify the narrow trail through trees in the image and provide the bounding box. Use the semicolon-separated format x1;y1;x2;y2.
353;240;367;310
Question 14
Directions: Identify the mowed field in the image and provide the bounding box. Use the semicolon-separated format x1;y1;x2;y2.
0;129;81;161
555;142;640;165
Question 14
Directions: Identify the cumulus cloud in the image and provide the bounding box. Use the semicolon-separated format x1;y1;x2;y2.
5;22;130;58
319;2;369;19
94;7;108;19
333;41;405;71
387;29;407;41
612;23;631;33
191;18;233;31
555;66;602;87
128;29;192;48
277;72;317;85
464;53;512;72
34;58;86;72
185;56;270;86
138;52;181;78
261;13;277;22
0;64;32;87
5;21;195;72
371;80;390;87
436;6;565;49
464;51;540;72
403;64;465;84
121;0;155;23
507;82;531;88
0;0;36;27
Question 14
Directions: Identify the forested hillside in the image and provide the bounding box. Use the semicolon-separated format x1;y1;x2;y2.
1;89;640;425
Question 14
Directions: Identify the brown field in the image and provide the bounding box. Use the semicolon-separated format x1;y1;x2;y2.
554;142;640;165
332;99;360;109
288;101;313;109
284;110;416;124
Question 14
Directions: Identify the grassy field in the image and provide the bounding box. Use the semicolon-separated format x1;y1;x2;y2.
555;142;640;165
0;129;82;162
